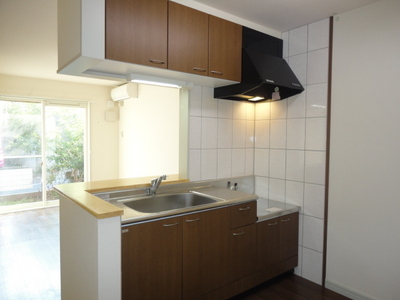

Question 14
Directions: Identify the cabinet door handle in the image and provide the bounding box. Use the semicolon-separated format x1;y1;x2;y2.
149;59;166;65
281;218;291;222
232;231;245;236
163;222;180;227
193;67;206;72
185;217;201;223
211;70;223;75
268;222;278;226
239;207;250;211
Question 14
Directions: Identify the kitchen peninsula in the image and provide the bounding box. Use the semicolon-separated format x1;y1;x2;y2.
56;175;299;300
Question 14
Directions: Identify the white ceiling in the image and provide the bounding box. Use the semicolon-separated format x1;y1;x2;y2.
0;0;380;87
194;0;380;32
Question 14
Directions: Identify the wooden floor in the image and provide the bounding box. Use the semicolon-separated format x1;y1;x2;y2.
0;207;350;300
0;207;60;300
230;273;351;300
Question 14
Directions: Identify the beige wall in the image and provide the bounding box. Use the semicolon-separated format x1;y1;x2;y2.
327;1;400;299
0;74;119;181
119;84;180;178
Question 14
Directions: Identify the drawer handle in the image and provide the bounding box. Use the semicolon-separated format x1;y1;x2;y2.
238;207;250;211
149;59;166;64
281;218;291;222
233;231;245;236
163;222;180;227
185;217;201;223
268;222;278;226
193;67;207;72
211;70;223;75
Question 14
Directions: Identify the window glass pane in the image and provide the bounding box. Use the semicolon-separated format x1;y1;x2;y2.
45;106;85;200
0;101;43;206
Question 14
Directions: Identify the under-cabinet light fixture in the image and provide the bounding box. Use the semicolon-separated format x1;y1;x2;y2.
131;79;182;88
249;96;265;101
128;73;192;89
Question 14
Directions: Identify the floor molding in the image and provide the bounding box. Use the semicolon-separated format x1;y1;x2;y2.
325;279;380;300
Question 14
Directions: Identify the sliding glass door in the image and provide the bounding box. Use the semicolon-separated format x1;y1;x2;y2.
0;98;88;211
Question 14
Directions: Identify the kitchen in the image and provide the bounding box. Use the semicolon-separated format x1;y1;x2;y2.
0;0;399;300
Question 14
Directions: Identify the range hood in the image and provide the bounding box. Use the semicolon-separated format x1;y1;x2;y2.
214;28;304;102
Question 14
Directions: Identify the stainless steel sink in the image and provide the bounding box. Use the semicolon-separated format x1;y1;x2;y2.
123;192;218;213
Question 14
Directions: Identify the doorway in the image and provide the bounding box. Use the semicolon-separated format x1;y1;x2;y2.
0;98;88;212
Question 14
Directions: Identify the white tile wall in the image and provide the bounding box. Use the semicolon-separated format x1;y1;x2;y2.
201;149;217;180
286;150;305;182
307;48;329;85
217;119;233;148
306;83;328;117
232;149;246;176
254;149;269;177
201;118;218;149
217;149;232;178
269;149;286;179
287;118;305;150
288;54;308;86
288;25;308;56
187;17;330;286
302;248;323;285
270;119;287;148
232;120;246;148
188;88;255;181
255;120;269;148
254;18;329;285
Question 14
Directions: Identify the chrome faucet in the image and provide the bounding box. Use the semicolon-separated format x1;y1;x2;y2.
147;175;167;196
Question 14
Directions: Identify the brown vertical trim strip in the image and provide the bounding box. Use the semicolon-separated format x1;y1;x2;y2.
322;16;334;287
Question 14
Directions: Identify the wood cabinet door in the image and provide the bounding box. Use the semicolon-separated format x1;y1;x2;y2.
105;0;168;68
209;15;242;81
230;223;257;282
168;2;209;75
231;201;257;229
256;218;280;269
121;216;182;300
182;207;231;300
279;212;299;261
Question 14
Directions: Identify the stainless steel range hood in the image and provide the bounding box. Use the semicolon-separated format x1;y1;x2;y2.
214;27;304;102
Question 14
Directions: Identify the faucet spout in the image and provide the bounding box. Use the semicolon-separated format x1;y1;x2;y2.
148;175;167;196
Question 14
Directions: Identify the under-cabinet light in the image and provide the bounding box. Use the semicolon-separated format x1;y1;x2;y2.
128;73;192;89
249;96;265;101
131;79;182;88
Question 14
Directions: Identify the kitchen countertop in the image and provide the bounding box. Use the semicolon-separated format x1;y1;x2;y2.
54;175;189;219
110;187;300;224
256;198;300;221
55;176;300;222
112;186;259;224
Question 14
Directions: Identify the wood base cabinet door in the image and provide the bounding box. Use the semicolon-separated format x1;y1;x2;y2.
182;207;231;300
168;2;209;76
230;223;257;282
106;0;168;68
256;213;299;269
121;216;182;300
209;16;242;82
256;217;280;269
279;212;299;261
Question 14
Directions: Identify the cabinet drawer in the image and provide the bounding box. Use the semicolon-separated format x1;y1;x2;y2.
230;201;257;229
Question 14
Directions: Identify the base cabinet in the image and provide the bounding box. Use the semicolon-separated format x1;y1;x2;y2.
256;212;299;269
182;207;231;299
230;223;257;282
121;203;298;300
121;215;182;300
